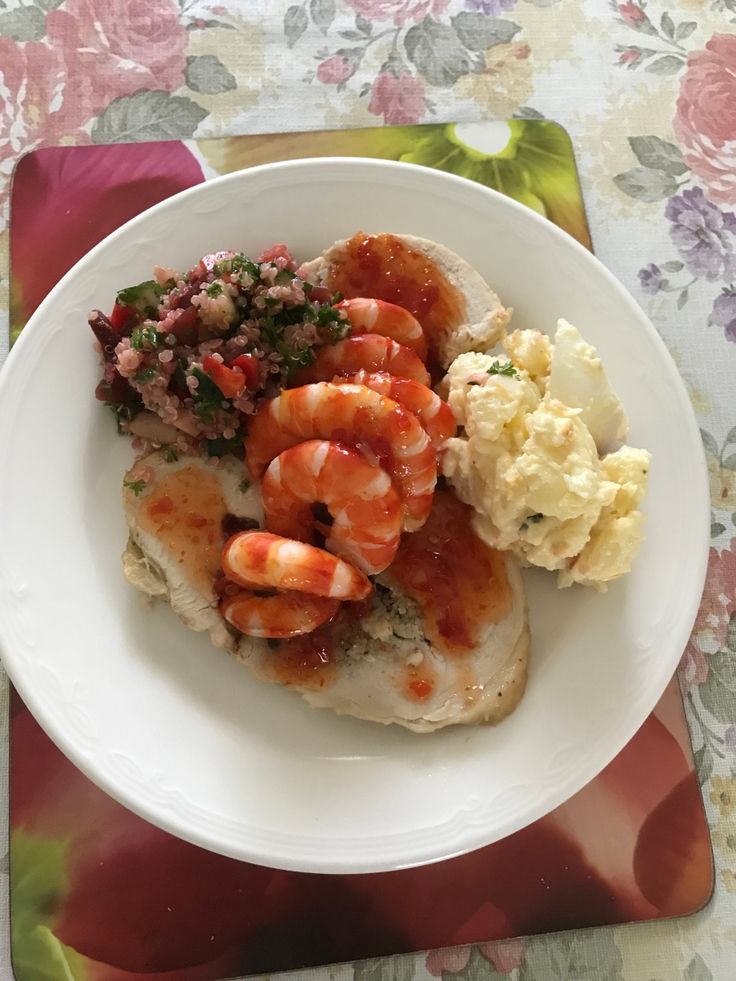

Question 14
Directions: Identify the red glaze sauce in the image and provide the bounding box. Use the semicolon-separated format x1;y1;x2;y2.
324;232;466;362
138;466;225;596
404;670;436;702
384;489;511;656
267;621;337;690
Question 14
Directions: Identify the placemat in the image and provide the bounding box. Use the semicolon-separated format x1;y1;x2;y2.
7;121;713;981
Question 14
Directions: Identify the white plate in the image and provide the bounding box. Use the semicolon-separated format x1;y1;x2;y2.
0;159;708;873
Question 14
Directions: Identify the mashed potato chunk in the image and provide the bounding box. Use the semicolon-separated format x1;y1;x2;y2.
442;326;650;590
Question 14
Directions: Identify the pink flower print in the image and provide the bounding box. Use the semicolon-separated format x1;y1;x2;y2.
368;72;425;125
682;538;736;689
618;2;646;26
317;56;356;84
46;0;187;120
673;33;736;205
0;39;87;220
347;0;449;27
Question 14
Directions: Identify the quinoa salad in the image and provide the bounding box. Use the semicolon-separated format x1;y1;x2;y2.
90;243;348;458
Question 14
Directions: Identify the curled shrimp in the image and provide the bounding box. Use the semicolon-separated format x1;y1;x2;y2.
222;530;372;600
246;382;437;531
335;371;456;449
262;440;403;575
293;334;430;387
220;589;339;639
336;298;427;361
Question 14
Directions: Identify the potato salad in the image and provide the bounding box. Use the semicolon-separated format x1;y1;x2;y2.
441;320;650;590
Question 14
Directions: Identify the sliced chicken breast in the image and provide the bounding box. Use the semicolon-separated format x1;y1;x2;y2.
298;232;512;368
123;453;529;733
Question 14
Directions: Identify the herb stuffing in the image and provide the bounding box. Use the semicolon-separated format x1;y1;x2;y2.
90;245;351;457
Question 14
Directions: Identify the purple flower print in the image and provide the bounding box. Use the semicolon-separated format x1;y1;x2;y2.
709;287;736;343
465;0;516;14
665;187;736;282
639;263;665;294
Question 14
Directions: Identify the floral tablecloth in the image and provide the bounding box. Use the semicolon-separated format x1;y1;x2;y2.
1;1;736;979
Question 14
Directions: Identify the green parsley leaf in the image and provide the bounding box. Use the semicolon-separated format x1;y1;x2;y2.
206;281;224;298
129;324;159;350
116;280;163;317
134;365;157;385
487;359;518;378
123;479;147;496
191;366;226;422
239;478;251;493
206;434;243;459
162;445;179;463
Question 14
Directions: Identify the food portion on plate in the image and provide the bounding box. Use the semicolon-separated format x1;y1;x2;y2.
92;232;648;732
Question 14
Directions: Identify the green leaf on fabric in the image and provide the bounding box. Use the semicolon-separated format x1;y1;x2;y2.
310;0;336;33
700;429;719;457
405;16;473;86
701;649;736;723
662;259;684;272
676;21;697;42
693;744;714;785
355;13;372;35
441;947;507;980
726;612;736;652
185;54;236;94
678;286;689;309
285;4;308;46
32;0;65;10
519;929;624;980
614;166;679;202
450;12;520;51
685;953;714;981
724;425;736;447
628;135;688;175
11;832;87;981
0;6;45;40
712;522;726;537
514;105;545;119
92;91;208;143
354;955;416;981
646;54;685;75
722;453;736;471
660;11;675;39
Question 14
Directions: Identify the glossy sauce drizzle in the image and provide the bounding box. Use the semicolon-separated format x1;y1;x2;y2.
384;489;512;656
137;466;226;596
324;232;466;362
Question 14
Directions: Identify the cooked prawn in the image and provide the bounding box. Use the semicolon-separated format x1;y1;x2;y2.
222;530;372;600
335;371;456;448
246;382;437;530
220;589;339;639
262;440;403;575
293;334;430;386
336;298;427;361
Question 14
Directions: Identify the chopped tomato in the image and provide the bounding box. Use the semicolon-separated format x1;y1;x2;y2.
203;356;247;399
110;302;136;332
230;353;259;390
306;286;333;304
256;243;295;268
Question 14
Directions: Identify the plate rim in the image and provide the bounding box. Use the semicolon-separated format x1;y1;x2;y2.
0;156;710;873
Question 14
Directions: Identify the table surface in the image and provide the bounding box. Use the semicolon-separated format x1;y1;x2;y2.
1;2;735;980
